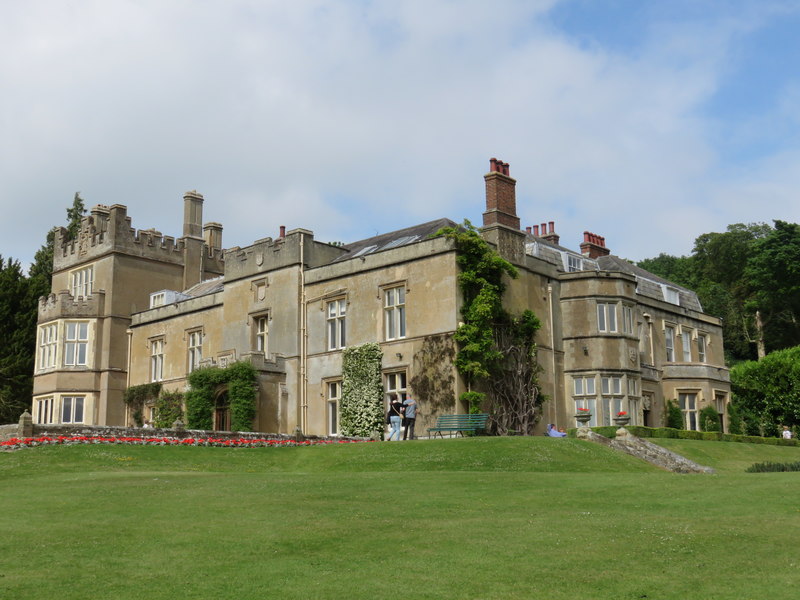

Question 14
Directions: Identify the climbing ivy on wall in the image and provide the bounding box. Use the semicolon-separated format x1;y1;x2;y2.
123;382;162;426
410;333;456;414
186;361;258;431
437;220;544;434
152;390;184;429
340;343;384;437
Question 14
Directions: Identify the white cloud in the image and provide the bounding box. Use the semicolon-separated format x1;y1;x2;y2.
1;0;799;270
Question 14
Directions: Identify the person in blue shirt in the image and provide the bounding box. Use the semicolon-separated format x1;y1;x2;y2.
402;396;417;440
546;423;567;437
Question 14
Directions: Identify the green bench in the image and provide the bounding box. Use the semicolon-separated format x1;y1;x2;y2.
427;413;490;438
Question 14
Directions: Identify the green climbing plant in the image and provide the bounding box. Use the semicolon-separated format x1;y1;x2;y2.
152;390;184;429
437;220;544;434
123;382;162;426
340;343;384;437
186;361;258;431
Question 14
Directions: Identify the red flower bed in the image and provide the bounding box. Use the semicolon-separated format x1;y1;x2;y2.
1;435;371;449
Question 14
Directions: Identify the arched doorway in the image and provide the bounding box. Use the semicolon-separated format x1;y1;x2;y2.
214;392;231;431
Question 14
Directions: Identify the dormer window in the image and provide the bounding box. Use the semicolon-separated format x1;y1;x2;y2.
567;255;583;272
150;292;166;308
663;286;680;305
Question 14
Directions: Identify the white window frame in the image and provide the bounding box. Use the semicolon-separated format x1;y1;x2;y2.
70;266;94;298
187;330;202;373
327;380;341;436
679;392;699;431
385;371;408;404
663;286;680;305
573;375;597;427
600;376;624;426
567;255;582;272
665;325;675;362
681;328;693;362
573;376;596;397
61;396;85;424
35;397;55;424
64;321;89;366
384;286;406;341
150;338;164;382
327;298;347;350
150;292;166;308
622;305;634;335
697;333;707;363
38;323;58;370
597;302;617;333
255;316;269;353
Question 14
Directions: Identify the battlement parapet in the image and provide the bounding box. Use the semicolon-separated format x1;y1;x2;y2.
38;289;107;322
52;202;224;271
223;229;323;281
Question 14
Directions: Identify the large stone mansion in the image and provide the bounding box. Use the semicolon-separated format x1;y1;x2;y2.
32;159;731;435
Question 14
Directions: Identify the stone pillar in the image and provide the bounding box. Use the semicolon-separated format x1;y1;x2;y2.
18;410;33;438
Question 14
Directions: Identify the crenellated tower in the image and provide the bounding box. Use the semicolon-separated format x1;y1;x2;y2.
32;191;224;427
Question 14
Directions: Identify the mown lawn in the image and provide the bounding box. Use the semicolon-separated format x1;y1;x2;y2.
1;437;798;599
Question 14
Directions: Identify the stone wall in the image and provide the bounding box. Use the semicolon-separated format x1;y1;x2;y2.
577;427;715;474
1;415;361;444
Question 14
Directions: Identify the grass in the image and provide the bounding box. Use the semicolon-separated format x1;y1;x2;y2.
2;436;799;599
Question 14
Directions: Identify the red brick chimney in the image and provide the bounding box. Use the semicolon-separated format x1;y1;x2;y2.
483;158;520;229
580;231;610;258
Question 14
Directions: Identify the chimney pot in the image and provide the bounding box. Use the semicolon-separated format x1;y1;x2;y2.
549;221;555;232
526;226;532;234
279;225;286;238
540;222;547;234
533;225;539;236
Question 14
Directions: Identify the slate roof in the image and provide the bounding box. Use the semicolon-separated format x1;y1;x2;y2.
182;276;225;298
331;217;458;263
526;234;703;312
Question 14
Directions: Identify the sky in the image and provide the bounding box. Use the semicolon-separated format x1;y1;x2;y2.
2;0;800;270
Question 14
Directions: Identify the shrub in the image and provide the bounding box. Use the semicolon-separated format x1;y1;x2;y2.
727;402;744;435
746;461;800;473
460;391;485;414
665;400;684;430
699;405;721;432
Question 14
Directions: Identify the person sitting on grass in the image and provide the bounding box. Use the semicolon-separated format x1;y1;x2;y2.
546;424;567;437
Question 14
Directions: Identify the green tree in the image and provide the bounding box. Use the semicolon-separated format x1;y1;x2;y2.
0;257;38;423
28;192;86;298
638;222;797;363
0;193;88;423
730;346;800;436
744;221;800;356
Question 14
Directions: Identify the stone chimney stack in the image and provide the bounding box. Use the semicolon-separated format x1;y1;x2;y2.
482;158;520;229
183;191;204;239
580;231;610;258
203;222;223;250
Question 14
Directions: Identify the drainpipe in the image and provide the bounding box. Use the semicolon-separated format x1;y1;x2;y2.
125;329;133;426
547;283;557;423
299;231;307;434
